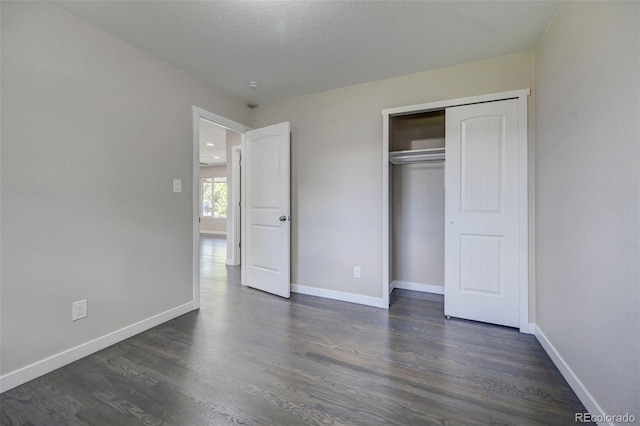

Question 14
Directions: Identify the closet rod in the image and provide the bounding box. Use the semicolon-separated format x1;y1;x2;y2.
389;148;445;165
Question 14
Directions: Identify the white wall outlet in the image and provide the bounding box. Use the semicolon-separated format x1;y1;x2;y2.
172;178;182;193
353;266;362;278
72;299;88;321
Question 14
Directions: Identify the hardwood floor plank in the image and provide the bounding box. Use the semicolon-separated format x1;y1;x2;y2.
0;235;593;425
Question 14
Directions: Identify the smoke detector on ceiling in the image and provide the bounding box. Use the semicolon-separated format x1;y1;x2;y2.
248;81;258;89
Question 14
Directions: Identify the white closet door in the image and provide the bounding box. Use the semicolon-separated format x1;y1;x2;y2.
444;99;520;327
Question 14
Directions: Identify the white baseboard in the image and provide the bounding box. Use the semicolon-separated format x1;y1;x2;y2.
535;325;610;426
0;302;195;393
392;280;444;295
291;284;387;309
519;322;535;335
199;230;226;236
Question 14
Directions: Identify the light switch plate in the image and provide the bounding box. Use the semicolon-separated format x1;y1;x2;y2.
173;179;182;193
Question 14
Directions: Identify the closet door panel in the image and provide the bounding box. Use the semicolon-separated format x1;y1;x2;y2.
444;99;520;328
461;116;503;213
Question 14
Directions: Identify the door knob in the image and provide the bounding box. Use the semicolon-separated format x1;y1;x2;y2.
279;215;288;222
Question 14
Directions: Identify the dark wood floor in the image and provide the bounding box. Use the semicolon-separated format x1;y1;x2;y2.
1;234;590;425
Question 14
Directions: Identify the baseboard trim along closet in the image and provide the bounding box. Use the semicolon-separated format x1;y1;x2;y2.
392;280;445;295
291;284;387;309
0;302;195;393
535;325;610;426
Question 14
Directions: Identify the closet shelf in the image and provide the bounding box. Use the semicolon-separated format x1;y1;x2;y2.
389;148;445;165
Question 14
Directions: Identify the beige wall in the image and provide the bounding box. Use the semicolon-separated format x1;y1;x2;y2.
250;51;535;301
392;163;444;288
199;165;227;234
535;1;640;417
0;2;249;375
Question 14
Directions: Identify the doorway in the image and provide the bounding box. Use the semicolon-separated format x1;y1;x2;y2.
192;107;250;309
198;118;235;238
192;107;292;306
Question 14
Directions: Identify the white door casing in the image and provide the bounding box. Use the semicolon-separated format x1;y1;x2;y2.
444;99;520;327
227;146;241;266
243;122;291;298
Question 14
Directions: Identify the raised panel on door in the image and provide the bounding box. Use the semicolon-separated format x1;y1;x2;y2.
445;99;520;327
461;116;503;213
460;234;502;294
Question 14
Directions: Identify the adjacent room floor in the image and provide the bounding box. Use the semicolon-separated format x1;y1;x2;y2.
1;235;591;425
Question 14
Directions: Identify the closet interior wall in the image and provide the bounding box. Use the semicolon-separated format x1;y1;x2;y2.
390;110;446;293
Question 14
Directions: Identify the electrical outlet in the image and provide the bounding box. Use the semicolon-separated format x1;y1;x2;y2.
72;299;88;321
353;266;362;279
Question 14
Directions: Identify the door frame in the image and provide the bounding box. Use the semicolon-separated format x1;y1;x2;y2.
192;106;251;309
381;89;532;332
226;145;242;266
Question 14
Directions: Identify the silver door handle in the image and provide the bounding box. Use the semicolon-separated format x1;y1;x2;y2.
279;215;288;222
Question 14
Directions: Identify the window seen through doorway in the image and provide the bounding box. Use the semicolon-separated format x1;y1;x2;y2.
202;177;227;218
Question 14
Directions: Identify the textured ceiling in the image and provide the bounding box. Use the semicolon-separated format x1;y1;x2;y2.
52;1;560;105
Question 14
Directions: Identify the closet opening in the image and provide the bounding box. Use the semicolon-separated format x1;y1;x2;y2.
389;110;446;298
382;89;531;332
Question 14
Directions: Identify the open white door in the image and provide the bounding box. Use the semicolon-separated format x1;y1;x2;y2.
243;122;291;298
444;99;520;327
